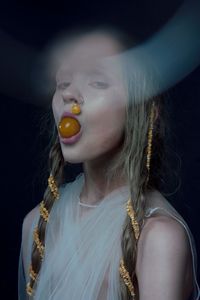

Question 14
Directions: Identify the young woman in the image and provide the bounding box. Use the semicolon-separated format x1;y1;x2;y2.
18;27;200;300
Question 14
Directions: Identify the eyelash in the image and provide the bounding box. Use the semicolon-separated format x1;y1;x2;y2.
56;81;109;90
56;82;70;90
89;82;109;89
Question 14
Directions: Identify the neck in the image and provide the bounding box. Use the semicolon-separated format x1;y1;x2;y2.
80;153;127;206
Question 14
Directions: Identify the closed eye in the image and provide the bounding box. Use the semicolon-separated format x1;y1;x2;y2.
56;82;70;90
89;82;110;89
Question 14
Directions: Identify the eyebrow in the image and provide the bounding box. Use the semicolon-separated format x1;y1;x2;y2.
85;68;108;76
89;61;120;78
56;64;113;80
84;62;118;80
56;69;72;80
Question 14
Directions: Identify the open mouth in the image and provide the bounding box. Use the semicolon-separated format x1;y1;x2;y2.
59;127;83;145
58;115;82;144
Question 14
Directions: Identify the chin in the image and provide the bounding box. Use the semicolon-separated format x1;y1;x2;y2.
60;143;90;163
62;151;88;164
62;152;101;165
60;143;119;165
62;154;84;164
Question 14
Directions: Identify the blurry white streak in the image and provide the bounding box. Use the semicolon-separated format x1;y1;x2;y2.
0;0;200;107
119;0;200;101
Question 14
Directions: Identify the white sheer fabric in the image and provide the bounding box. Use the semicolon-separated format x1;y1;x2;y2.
18;172;200;299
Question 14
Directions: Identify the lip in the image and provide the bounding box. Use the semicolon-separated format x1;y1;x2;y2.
59;128;83;144
58;111;82;145
60;111;80;122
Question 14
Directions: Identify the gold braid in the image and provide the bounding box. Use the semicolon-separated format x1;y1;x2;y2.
39;200;49;222
119;198;139;298
33;226;45;259
26;173;59;296
29;264;37;281
119;258;136;297
146;101;155;182
48;173;60;200
126;198;140;240
26;282;33;297
119;101;155;298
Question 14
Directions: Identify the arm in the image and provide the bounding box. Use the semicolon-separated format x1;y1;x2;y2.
136;216;192;300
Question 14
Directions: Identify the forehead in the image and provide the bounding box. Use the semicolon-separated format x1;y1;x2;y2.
54;33;123;76
61;33;121;60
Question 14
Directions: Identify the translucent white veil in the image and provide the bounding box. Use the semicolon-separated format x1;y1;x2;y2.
19;173;130;299
18;172;200;299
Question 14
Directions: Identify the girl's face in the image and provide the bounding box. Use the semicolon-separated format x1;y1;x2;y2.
52;33;127;164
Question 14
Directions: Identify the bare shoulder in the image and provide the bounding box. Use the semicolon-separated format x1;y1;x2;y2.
135;208;192;299
137;214;190;257
138;188;191;258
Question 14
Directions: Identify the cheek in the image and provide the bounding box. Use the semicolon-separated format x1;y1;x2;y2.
87;93;126;132
85;97;126;149
52;94;61;124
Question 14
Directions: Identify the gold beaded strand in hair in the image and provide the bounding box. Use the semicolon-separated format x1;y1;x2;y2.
119;258;136;297
48;173;60;200
119;197;140;298
26;282;34;296
119;102;155;297
146;101;155;182
126;198;140;240
29;264;37;281
33;227;45;259
40;200;49;222
26;173;60;296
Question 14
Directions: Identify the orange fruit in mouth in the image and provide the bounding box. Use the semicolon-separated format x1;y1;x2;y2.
58;117;81;138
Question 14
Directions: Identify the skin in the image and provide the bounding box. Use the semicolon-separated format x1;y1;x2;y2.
136;190;193;300
52;33;128;204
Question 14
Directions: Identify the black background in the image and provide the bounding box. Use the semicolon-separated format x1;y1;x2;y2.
0;0;199;298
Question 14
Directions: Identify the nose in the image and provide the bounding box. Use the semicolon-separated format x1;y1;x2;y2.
62;94;78;105
61;88;83;105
